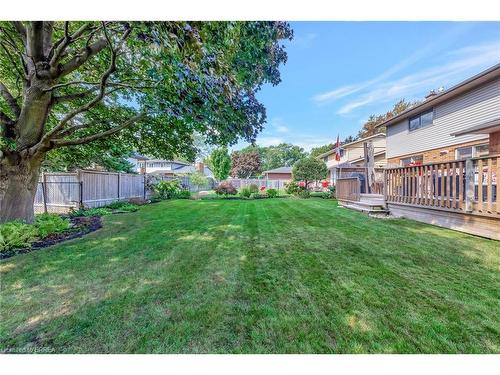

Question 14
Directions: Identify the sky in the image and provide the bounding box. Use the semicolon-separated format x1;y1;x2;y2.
234;21;500;152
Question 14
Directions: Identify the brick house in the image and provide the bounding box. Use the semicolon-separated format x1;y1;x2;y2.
377;64;500;166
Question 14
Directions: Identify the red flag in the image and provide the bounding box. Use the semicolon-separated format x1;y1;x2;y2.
334;135;341;161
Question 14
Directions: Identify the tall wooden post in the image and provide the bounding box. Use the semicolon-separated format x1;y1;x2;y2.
465;158;474;212
41;172;48;214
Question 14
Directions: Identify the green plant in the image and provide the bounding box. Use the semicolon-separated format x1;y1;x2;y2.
175;190;192;199
267;188;278;198
154;180;181;200
292;157;328;189
248;184;259;194
188;172;208;191
70;207;112;218
297;189;310;199
285;181;301;195
214;181;237;195
34;213;70;238
250;193;267;199
324;185;336;199
239;186;252;198
210;147;231;181
0;221;38;252
106;201;132;209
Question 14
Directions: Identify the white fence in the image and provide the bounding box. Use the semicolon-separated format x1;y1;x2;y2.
225;178;290;190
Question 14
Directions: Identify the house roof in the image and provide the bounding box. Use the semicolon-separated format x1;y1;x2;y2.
450;117;500;136
263;166;293;174
376;63;500;129
316;133;386;159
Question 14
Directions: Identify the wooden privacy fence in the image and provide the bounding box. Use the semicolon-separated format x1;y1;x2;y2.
336;177;361;202
35;170;147;213
384;155;499;217
156;175;216;192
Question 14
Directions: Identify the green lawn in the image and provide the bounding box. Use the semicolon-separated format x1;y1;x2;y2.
1;199;499;353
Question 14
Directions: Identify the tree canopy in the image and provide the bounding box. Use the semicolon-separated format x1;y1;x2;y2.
230;150;260;178
209;147;231;181
0;21;292;222
292;157;328;188
357;99;415;138
240;142;306;172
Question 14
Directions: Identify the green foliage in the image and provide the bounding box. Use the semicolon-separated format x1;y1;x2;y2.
154;180;181;200
240;143;306;173
230;150;261;178
310;144;334;159
70;207;112;217
188;172;208;189
210;147;231;181
358;99;416;138
297;190;311;199
0;214;70;252
292;158;328;188
250;193;267;199
106;201;139;212
239;186;252;198
214;181;237;195
34;213;71;238
266;188;278;198
285;181;301;195
0;221;37;252
175;190;192;199
248;184;259;194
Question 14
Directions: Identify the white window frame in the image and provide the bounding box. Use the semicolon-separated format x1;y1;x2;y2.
455;143;489;160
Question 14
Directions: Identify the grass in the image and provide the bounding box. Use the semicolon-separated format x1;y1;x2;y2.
0;199;499;353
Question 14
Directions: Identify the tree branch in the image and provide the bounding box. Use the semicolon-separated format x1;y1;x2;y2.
49;22;92;68
52;112;145;147
26;21;45;62
0;82;21;118
55;38;108;78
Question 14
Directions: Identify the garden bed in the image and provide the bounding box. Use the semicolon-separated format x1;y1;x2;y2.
0;216;103;260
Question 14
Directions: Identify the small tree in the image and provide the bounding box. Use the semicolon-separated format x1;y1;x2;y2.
292;157;328;189
210;147;231;181
188;171;208;191
230;150;260;178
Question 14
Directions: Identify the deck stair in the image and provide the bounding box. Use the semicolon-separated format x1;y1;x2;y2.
339;193;389;214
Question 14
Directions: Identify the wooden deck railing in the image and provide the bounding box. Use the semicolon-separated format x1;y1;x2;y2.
384;155;499;217
336;177;361;202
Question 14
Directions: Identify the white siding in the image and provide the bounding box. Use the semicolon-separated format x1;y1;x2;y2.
386;77;499;158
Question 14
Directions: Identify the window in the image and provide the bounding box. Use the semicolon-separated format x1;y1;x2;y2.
409;109;434;131
400;154;423;166
456;144;489;159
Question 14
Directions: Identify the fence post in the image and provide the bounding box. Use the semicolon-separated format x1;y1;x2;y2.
41;173;48;214
143;174;147;199
117;173;121;200
465;158;474;212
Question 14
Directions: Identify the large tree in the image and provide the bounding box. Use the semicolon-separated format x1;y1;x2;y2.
292;157;327;188
230;150;260;178
240;142;306;172
209;147;231;181
0;21;292;222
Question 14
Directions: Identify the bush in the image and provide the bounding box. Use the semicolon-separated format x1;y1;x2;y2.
250;193;267;199
267;188;278;198
285;181;301;195
175;189;191;199
107;200;132;209
70;207;112;217
324;185;336;199
297;189;310;199
0;221;37;252
239;186;252;198
248;184;259;194
35;213;70;238
154;179;181;199
214;181;237;195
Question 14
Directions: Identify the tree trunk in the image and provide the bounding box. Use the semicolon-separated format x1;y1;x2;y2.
0;153;44;223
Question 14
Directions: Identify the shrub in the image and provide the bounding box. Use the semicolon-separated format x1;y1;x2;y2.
154;179;181;199
70;207;112;217
249;184;259;194
267;188;278;198
297;189;310;199
285;181;301;195
0;221;37;252
107;200;132;209
214;181;237;195
113;203;139;212
35;213;70;238
250;193;267;199
324;185;336;199
239;186;252;198
175;189;192;199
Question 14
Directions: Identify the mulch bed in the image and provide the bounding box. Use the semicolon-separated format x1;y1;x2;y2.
0;216;103;260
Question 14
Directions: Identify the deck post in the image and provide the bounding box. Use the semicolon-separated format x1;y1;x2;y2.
465;158;474;212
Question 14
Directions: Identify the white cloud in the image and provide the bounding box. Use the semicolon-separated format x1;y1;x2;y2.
256;136;284;147
336;39;500;115
293;33;318;48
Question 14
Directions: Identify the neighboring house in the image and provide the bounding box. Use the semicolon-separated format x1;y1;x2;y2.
317;133;387;183
377;64;500;166
127;154;213;177
261;166;293;181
